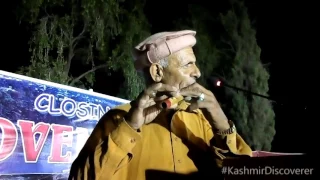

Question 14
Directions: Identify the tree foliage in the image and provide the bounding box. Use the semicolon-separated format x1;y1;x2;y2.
175;2;275;150
172;5;223;88
15;0;275;150
16;0;149;99
219;1;275;151
187;6;223;87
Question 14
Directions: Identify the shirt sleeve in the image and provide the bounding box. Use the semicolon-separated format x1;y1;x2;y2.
68;110;141;180
205;122;253;168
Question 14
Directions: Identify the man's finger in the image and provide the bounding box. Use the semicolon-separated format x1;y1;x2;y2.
144;83;178;96
143;104;162;124
179;90;215;101
153;95;169;101
179;83;199;95
179;83;212;97
179;91;200;97
186;102;199;112
156;84;178;92
182;93;215;103
197;101;214;109
186;101;213;112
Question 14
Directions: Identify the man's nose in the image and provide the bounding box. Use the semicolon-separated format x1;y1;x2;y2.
191;66;201;79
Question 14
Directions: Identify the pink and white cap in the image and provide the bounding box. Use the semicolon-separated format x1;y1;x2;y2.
132;30;197;71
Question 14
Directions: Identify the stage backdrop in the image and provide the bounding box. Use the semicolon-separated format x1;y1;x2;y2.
0;70;130;176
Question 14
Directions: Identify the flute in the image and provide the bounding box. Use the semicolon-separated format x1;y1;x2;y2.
161;96;185;109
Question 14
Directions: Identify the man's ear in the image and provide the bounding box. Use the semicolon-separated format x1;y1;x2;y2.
149;63;163;82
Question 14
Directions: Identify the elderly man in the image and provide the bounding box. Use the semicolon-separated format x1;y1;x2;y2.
69;30;252;180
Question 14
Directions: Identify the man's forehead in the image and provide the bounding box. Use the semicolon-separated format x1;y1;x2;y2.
180;47;194;55
170;47;196;63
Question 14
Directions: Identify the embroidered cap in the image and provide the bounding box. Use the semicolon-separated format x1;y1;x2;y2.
132;30;197;71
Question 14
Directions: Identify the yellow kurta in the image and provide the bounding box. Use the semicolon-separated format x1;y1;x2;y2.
69;101;252;180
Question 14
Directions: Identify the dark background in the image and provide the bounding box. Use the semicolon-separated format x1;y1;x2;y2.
2;0;318;154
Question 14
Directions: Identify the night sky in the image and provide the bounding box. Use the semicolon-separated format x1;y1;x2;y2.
3;0;318;154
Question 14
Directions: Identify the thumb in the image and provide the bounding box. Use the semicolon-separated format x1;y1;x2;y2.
186;102;199;112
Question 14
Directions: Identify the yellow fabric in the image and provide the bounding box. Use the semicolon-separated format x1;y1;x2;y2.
69;101;252;180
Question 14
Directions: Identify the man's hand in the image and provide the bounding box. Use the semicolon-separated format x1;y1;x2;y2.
179;83;230;131
126;83;179;130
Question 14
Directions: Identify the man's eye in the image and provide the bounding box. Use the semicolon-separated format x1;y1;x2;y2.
184;62;193;67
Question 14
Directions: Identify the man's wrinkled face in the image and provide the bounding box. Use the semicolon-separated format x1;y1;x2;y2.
161;47;201;90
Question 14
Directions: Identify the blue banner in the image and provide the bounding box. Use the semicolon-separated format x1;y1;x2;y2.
0;70;129;175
